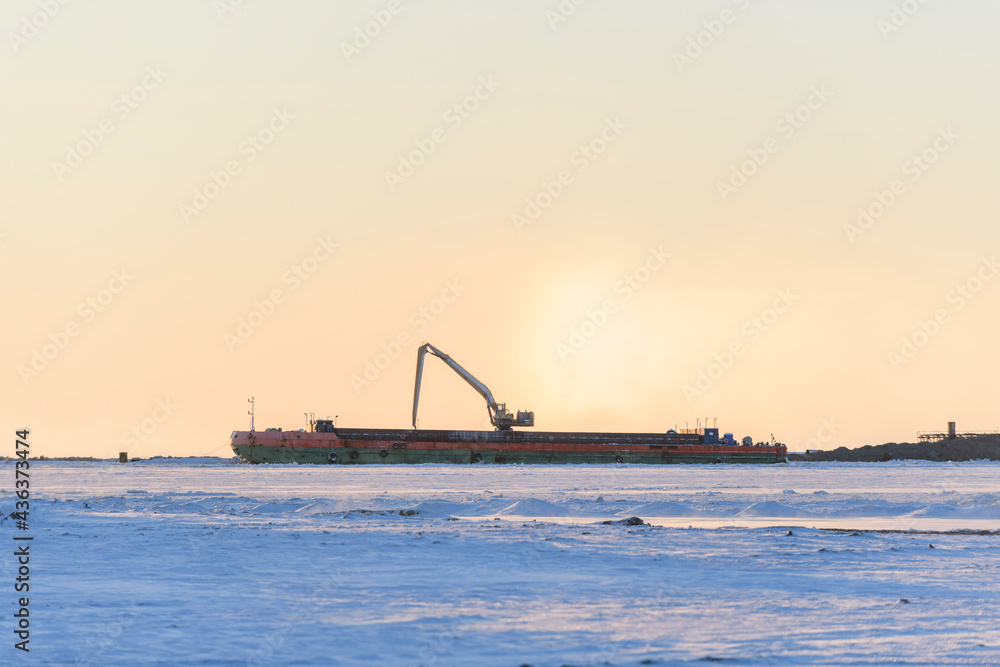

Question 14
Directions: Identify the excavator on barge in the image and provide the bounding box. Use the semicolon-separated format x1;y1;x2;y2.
230;343;786;465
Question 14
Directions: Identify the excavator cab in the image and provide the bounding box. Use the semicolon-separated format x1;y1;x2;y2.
492;403;534;429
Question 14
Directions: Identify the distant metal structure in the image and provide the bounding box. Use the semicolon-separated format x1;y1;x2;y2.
918;421;1000;442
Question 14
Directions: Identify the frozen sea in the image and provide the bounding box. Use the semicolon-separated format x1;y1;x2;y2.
2;460;999;666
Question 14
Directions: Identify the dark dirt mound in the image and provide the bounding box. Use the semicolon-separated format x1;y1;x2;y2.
790;434;1000;462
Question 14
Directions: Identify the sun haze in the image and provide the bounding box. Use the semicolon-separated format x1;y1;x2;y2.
2;0;998;457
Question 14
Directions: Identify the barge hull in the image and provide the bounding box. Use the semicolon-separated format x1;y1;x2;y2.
230;429;786;465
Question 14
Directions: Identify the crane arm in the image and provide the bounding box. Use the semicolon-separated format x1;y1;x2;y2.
413;343;497;427
411;343;534;430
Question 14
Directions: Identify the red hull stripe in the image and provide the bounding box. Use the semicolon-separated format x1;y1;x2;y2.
232;432;786;456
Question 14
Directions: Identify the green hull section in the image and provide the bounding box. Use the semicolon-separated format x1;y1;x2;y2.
231;445;785;465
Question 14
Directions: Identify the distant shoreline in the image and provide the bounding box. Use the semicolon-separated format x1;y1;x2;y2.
789;434;1000;462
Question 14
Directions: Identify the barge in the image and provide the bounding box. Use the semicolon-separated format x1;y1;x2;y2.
230;343;786;465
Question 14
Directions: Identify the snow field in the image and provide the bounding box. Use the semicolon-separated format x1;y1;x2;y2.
1;460;998;666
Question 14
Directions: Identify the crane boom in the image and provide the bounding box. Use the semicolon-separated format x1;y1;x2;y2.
412;343;534;430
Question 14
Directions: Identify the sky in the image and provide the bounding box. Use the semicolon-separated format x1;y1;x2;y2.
2;0;998;457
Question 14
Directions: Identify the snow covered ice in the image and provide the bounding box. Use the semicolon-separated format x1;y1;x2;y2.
2;460;999;666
